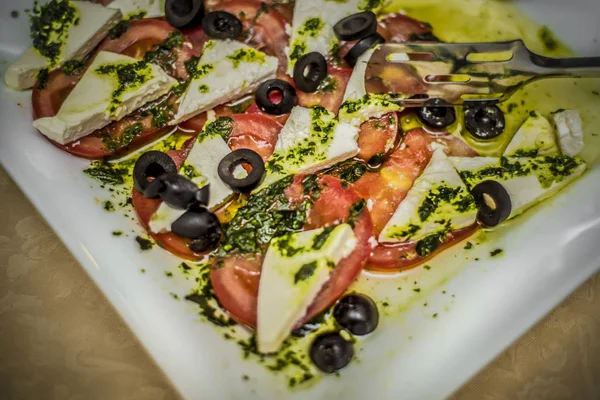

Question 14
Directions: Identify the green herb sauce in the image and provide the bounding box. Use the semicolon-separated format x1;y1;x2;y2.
96;60;152;115
135;236;154;250
198;116;234;143
294;261;317;283
28;0;78;65
227;48;267;68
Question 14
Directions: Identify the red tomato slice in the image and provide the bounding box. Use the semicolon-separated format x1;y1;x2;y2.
32;69;79;119
368;225;478;271
178;104;235;132
297;67;352;114
356;112;399;162
227;114;283;161
211;175;374;328
96;18;194;80
213;0;290;72
132;136;213;260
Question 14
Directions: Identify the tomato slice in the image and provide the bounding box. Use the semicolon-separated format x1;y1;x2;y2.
32;69;79;119
178;104;235;132
356;112;399;162
378;14;437;43
297;67;352;114
227;114;283;161
211;175;374;328
213;0;290;72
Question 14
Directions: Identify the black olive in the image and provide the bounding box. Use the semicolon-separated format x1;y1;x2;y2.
293;52;328;93
133;151;177;198
218;149;265;193
344;32;384;67
367;154;385;171
333;294;379;336
172;207;222;251
309;332;354;373
165;0;205;29
255;79;297;115
195;184;210;207
464;105;506;140
334;11;378;41
202;11;242;40
471;180;512;227
157;172;199;209
416;98;456;129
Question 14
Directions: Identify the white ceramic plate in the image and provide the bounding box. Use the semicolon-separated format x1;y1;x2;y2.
1;1;600;399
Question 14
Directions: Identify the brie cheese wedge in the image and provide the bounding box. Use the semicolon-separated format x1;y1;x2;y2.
257;224;358;354
171;40;277;125
503;111;560;157
4;1;122;90
552;109;584;157
450;155;586;220
33;51;177;145
379;149;477;243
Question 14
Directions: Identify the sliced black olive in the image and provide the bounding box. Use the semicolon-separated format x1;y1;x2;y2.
344;32;384;67
133;151;177;198
464;105;506;140
367;153;385;171
172;207;222;252
416;98;456;129
309;332;354;373
255;79;297;115
157;172;199;209
218;149;265;193
293;52;328;93
471;180;512;227
334;11;377;41
333;294;379;336
202;11;242;40
165;0;205;29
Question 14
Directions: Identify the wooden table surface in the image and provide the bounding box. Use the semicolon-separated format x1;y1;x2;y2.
1;165;600;400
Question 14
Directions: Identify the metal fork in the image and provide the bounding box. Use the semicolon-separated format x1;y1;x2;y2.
364;40;600;106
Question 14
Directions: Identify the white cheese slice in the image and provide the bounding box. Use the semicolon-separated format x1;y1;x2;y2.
108;0;165;18
503;111;560;157
379;149;477;243
338;48;402;125
286;0;384;76
552;110;584;157
4;2;122;90
257;224;358;354
33;51;177;145
171;40;277;125
149;205;186;234
450;155;586;220
259;106;359;190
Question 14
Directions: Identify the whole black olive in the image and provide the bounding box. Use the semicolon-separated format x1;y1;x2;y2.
158;172;199;209
309;332;354;373
133;151;177;198
333;294;379;336
471;180;512;227
416;98;456;129
464;105;506;140
165;0;205;29
172;207;222;253
202;11;243;40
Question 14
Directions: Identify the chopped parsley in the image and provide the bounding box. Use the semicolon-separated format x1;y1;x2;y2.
294;261;317;283
36;68;49;89
84;162;128;185
28;0;78;65
135;236;154;250
538;26;559;52
490;248;503;257
143;31;184;72
96;60;152;115
227;48;267;68
198;116;234;143
62;59;83;75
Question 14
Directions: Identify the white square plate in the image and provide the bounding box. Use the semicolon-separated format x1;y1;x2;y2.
1;1;600;399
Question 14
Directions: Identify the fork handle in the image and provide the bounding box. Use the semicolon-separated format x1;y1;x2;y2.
530;54;600;78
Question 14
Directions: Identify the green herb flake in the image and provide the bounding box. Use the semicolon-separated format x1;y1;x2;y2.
36;68;49;89
198;84;210;93
227;48;267;68
62;59;83;75
347;199;367;228
199;116;234;142
312;226;336;250
84;162;128;185
103;200;115;212
464;241;474;250
490;248;503;257
294;261;317;283
538;26;559;52
135;236;154;250
96;60;152;115
112;230;123;236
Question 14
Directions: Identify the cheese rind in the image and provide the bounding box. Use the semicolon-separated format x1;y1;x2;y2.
379;149;477;243
552;110;584;157
33;51;177;145
259;106;359;190
4;2;122;90
503;111;559;157
450;155;586;219
257;224;358;354
171;40;277;125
